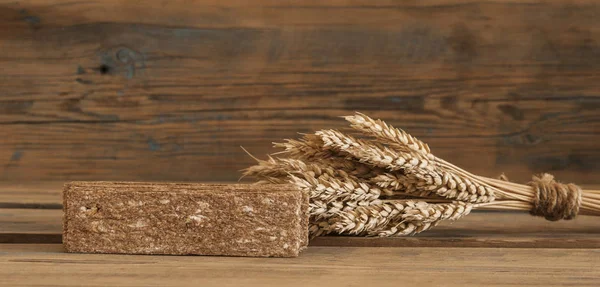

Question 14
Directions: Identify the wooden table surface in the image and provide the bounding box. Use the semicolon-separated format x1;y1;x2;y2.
2;0;600;185
1;182;600;286
2;0;600;285
3;244;600;287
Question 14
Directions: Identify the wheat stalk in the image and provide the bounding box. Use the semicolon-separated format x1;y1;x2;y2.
272;134;383;179
316;129;430;172
344;112;433;160
327;200;473;237
243;112;600;238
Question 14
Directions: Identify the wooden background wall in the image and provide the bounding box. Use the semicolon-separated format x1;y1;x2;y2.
1;0;599;184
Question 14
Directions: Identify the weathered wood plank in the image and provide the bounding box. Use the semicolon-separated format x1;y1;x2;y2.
4;208;600;248
1;0;600;183
1;244;600;286
1;209;62;234
0;182;63;208
3;183;600;246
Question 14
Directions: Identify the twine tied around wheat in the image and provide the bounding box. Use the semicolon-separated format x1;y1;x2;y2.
243;112;600;238
528;174;581;221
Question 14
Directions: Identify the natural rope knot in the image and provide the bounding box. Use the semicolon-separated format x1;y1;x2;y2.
528;173;582;221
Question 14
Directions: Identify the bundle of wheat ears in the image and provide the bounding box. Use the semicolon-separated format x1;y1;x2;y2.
243;112;600;238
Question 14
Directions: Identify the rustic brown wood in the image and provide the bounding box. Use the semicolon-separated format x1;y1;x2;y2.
2;244;600;286
1;208;61;235
5;208;600;247
1;1;599;183
3;182;600;246
0;182;63;208
5;182;600;207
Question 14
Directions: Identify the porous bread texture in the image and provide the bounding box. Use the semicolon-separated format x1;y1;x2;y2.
63;182;308;257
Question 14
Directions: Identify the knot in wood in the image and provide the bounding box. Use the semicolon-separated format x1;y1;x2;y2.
528;173;582;221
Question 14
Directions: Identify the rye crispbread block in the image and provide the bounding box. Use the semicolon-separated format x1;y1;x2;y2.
63;182;308;257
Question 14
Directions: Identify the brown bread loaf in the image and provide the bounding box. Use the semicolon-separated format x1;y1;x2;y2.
63;182;308;257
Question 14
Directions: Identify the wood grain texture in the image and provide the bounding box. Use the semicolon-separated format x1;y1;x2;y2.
2;244;600;286
3;182;600;246
5;208;600;247
1;0;600;183
0;182;63;208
